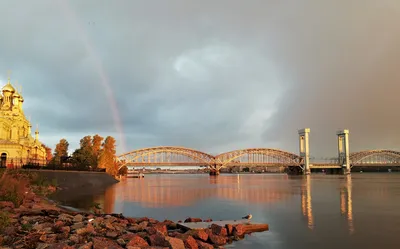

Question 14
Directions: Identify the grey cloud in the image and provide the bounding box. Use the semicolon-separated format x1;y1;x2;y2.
0;0;399;156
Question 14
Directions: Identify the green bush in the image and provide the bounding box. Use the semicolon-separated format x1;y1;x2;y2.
0;211;10;232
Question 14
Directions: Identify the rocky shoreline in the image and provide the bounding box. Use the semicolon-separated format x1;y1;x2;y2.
0;179;265;249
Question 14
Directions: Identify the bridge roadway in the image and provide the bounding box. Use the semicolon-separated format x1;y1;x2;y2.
117;147;400;173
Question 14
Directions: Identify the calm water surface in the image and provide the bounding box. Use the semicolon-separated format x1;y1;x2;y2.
53;173;400;248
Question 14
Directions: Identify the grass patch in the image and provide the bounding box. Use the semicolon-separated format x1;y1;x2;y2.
0;211;10;232
21;223;33;232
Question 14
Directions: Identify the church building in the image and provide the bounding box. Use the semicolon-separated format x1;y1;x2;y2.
0;76;46;168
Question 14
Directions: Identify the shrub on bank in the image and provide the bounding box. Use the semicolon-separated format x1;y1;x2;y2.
0;173;27;207
0;211;10;232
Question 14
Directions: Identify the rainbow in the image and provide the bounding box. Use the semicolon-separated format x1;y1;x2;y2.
57;0;126;153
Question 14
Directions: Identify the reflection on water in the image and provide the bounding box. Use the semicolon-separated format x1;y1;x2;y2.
301;175;314;230
52;173;400;249
341;175;354;234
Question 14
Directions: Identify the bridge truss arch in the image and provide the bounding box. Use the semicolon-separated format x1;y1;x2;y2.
215;148;301;169
117;146;216;168
350;150;400;166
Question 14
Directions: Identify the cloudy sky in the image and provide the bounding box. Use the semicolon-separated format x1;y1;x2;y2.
1;0;399;157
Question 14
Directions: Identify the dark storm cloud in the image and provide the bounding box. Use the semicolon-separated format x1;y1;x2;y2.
0;0;399;156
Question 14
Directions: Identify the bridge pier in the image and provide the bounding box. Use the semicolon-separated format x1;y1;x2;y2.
337;129;351;175
298;128;311;175
287;166;303;175
209;169;220;176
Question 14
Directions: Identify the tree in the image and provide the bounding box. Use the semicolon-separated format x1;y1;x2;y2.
53;138;69;165
72;136;94;169
42;144;53;162
92;134;103;168
98;136;117;175
118;165;128;176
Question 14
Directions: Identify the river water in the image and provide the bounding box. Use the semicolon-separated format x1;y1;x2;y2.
51;173;400;248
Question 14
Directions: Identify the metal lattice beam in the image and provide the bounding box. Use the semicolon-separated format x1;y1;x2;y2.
350;150;400;165
117;146;216;168
215;148;301;168
117;147;301;169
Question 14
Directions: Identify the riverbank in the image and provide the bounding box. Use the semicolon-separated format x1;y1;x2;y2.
0;169;267;248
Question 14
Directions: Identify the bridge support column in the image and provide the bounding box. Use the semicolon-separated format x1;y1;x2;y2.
299;128;311;175
209;169;220;176
337;129;351;175
209;164;221;176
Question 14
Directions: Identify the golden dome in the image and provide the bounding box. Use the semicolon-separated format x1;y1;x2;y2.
13;91;20;98
2;82;15;92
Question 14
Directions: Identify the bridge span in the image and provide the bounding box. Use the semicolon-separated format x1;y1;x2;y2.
117;129;400;175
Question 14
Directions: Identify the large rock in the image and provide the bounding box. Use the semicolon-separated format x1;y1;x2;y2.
210;224;228;237
184;217;202;223
148;224;168;236
77;242;93;249
119;233;137;241
148;233;169;247
106;231;119;238
73;214;84;223
185;230;208;242
92;237;123;249
126;235;149;247
47;243;75;249
165;237;185;249
233;224;245;237
52;220;65;232
196;240;214;249
225;224;234;236
208;234;227;246
174;234;198;249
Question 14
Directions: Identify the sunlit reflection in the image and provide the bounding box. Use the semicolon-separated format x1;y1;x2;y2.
340;188;346;215
105;175;293;209
346;175;354;234
340;175;354;234
301;175;314;229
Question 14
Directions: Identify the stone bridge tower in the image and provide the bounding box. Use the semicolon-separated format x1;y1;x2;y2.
337;129;350;174
298;128;310;175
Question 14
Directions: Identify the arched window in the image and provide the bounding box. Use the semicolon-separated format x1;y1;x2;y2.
1;153;7;167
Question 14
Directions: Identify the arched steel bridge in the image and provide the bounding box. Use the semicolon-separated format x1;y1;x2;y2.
117;146;301;170
117;147;400;170
350;150;400;167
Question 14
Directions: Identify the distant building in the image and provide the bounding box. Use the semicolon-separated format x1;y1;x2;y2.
0;77;46;168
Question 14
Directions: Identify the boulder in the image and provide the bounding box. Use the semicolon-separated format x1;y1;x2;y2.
196;240;214;249
208;234;227;246
165;237;185;249
126;235;149;247
210;224;228;237
233;224;245;237
174;234;198;249
185;229;208;242
184;217;202;223
92;237;123;249
225;224;234;236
